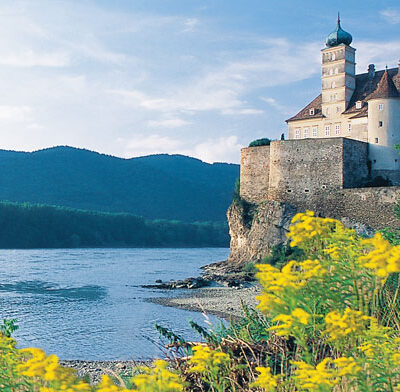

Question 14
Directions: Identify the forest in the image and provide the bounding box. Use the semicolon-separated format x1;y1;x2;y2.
0;201;229;248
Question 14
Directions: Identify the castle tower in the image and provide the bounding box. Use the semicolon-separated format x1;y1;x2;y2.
367;69;400;184
321;15;356;120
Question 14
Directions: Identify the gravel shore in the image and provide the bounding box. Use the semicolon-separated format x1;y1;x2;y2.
148;284;262;321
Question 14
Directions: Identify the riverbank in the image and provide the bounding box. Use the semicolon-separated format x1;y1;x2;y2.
148;284;261;321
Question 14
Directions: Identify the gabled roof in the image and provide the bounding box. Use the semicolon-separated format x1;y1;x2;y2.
286;67;400;123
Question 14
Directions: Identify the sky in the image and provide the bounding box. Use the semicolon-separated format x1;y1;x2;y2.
0;0;399;163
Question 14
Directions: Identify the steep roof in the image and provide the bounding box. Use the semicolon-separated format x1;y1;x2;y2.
286;67;400;123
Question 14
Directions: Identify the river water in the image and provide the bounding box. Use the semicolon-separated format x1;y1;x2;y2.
0;248;229;360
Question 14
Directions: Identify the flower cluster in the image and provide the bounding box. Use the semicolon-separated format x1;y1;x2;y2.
269;308;310;338
324;309;373;341
188;345;230;374
131;360;184;392
251;366;278;391
359;232;400;279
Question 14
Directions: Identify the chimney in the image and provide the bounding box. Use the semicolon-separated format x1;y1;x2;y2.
368;64;375;79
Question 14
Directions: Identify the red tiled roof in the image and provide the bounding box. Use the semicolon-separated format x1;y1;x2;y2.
286;67;400;122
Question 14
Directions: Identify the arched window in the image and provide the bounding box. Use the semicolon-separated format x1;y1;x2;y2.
332;53;336;61
331;81;336;88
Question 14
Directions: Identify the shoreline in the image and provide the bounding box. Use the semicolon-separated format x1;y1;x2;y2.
148;284;262;321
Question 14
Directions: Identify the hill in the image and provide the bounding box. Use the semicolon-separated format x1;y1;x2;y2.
0;201;229;248
0;146;239;222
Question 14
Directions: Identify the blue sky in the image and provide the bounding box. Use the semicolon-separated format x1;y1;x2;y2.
0;0;399;163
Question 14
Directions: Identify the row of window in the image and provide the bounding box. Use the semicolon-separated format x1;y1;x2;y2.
294;123;352;138
325;106;342;115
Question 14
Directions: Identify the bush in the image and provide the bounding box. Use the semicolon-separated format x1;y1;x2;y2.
248;138;271;147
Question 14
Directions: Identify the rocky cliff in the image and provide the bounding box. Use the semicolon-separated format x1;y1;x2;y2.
227;200;297;264
226;198;379;265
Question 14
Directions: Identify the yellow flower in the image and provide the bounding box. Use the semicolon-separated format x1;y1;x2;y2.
251;367;278;391
269;308;310;337
96;375;129;392
324;309;373;341
188;345;230;375
333;357;361;377
292;358;337;391
359;233;400;279
132;359;183;392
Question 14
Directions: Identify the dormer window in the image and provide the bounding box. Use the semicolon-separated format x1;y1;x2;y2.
309;108;315;116
356;101;362;109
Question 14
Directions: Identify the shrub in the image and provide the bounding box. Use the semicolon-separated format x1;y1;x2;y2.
248;138;271;147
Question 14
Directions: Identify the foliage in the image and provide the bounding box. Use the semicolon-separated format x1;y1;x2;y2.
248;138;271;147
0;201;229;248
0;318;19;337
261;243;305;269
233;178;241;202
0;146;239;223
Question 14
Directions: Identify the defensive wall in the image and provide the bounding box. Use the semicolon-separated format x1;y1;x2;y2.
239;137;400;230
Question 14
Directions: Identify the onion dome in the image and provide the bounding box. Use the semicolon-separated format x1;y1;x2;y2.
325;14;352;47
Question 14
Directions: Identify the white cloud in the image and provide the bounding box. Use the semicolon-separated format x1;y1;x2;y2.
0;49;70;67
260;97;292;115
0;105;33;122
183;18;200;32
380;8;400;24
356;40;400;72
120;134;242;163
190;135;243;163
148;118;191;128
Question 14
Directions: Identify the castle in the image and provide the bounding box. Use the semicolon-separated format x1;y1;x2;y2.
239;16;400;231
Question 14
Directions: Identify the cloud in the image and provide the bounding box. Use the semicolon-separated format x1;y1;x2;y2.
190;135;243;163
110;38;321;119
0;50;70;67
0;105;33;122
380;8;400;24
356;40;400;72
260;97;292;115
148;118;191;128
183;18;200;32
120;134;242;163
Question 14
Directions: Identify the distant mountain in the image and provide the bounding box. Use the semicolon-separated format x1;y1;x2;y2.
0;146;239;222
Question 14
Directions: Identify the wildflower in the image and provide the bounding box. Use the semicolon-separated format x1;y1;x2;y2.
132;359;183;392
251;366;278;391
359;233;400;279
287;211;338;247
188;345;230;375
269;308;310;338
292;358;337;391
333;357;361;377
324;309;373;341
96;375;129;392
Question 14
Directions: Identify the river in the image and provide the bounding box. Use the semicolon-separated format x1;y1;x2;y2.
0;248;229;360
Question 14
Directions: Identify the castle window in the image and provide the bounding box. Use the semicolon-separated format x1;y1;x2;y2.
335;124;341;135
378;103;384;111
334;68;338;74
331;81;336;89
348;123;352;132
379;121;383;127
329;68;333;75
312;127;317;137
336;106;340;113
332;53;336;61
326;108;330;115
356;101;362;109
309;108;315;115
325;125;330;136
303;128;309;138
295;129;300;139
375;137;379;143
304;189;310;193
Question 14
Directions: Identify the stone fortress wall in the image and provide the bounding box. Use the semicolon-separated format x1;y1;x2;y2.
239;137;400;230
